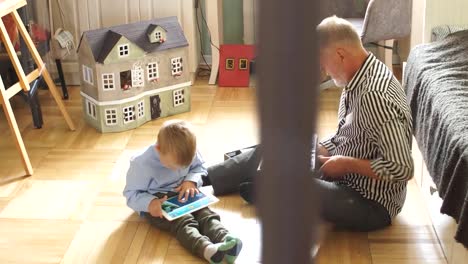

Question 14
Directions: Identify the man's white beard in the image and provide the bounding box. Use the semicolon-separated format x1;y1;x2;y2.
332;78;347;87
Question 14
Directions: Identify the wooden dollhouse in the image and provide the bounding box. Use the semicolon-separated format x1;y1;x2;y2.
77;16;191;133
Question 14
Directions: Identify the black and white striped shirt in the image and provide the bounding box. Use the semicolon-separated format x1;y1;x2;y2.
320;53;413;218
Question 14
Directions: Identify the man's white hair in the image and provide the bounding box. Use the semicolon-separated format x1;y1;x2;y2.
317;15;363;50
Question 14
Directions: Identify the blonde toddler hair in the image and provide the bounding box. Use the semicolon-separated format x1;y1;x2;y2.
157;120;196;167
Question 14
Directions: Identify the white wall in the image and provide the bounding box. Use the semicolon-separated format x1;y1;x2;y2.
49;0;197;85
410;0;426;47
424;0;468;43
410;0;468;48
394;0;468;62
242;0;256;45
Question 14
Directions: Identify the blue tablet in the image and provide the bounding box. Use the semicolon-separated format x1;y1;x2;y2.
161;190;219;221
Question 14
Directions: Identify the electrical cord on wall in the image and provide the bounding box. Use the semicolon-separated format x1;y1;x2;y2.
195;1;213;78
199;2;220;52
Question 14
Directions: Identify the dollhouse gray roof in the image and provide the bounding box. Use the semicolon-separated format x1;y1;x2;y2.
96;31;122;63
78;16;188;63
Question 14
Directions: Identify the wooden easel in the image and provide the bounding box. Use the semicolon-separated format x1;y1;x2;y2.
0;0;75;176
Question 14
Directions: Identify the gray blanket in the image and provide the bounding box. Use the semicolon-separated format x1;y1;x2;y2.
404;30;468;248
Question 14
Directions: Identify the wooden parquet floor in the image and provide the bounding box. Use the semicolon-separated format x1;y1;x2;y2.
0;77;446;263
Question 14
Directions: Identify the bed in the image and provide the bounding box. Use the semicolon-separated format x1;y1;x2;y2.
404;29;468;248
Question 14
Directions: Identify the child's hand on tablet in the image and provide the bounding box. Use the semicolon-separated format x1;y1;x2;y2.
174;181;199;202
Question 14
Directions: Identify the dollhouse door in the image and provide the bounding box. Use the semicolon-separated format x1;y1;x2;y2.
150;95;161;119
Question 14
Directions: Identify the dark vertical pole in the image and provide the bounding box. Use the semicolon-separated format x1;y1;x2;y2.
55;59;69;99
257;0;320;263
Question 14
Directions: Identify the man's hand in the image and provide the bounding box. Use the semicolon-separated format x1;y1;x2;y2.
317;144;330;157
148;196;168;218
319;155;379;180
318;155;350;180
174;181;199;202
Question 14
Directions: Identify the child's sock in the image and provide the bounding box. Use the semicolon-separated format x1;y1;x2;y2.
203;239;237;264
224;235;243;263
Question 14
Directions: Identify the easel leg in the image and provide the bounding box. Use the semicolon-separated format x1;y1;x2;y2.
0;80;33;176
41;69;75;130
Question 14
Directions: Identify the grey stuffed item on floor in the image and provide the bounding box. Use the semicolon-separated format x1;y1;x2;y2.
206;146;262;196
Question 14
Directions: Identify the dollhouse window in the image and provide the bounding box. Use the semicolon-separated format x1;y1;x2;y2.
86;100;97;119
226;59;234;70
239;59;249;70
171;57;183;76
118;44;130;57
137;101;145;118
120;70;132;90
123;106;136;124
132;66;144;87
155;31;162;42
105;108;118;126
147;62;159;81
102;73;115;90
173;88;185;107
83;65;93;85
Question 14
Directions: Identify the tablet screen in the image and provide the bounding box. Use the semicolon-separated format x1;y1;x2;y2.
161;190;219;221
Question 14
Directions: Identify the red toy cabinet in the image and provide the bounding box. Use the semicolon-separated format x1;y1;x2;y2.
218;44;255;87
